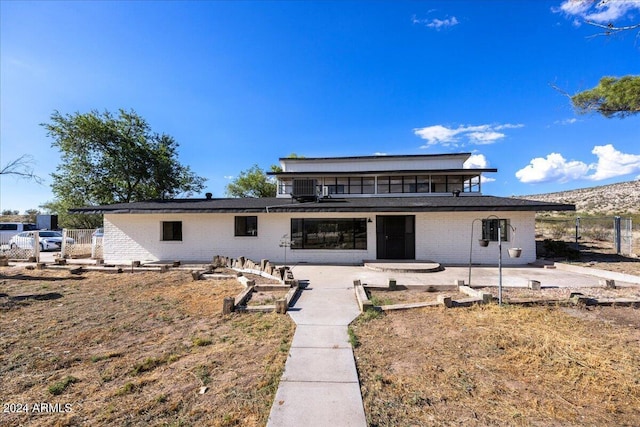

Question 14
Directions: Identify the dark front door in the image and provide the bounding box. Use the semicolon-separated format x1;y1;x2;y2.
376;216;415;259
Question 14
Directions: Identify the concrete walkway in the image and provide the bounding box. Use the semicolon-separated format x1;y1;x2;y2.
267;266;367;427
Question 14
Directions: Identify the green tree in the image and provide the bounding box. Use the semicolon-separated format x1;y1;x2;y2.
225;164;278;198
1;209;20;216
42;109;206;227
571;75;640;118
24;209;40;223
557;2;640;118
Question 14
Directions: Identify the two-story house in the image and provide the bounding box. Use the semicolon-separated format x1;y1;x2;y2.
71;153;574;265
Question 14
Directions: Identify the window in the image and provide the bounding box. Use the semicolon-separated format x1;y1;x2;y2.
448;176;463;192
431;176;446;192
389;177;402;193
235;216;258;236
349;177;362;194
482;219;509;242
0;224;18;230
291;218;367;250
403;176;417;193
377;176;390;194
417;176;430;193
162;221;182;241
362;178;375;194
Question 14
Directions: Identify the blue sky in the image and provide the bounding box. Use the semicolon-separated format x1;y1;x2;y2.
1;0;639;213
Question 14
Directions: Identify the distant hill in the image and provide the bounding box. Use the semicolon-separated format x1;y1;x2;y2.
521;180;640;214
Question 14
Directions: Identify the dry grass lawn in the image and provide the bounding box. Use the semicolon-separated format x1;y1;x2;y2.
0;267;294;427
351;304;640;426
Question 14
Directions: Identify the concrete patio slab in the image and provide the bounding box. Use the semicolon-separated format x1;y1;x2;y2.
288;287;362;326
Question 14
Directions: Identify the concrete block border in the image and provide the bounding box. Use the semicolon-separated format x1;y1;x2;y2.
354;277;640;311
216;254;301;315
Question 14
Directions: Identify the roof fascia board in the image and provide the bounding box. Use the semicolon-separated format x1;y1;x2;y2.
268;168;498;176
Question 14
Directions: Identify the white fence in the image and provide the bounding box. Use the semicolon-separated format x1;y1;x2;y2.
61;229;102;259
0;231;39;260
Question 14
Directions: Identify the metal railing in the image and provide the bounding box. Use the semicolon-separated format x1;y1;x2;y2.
61;229;102;259
536;216;637;256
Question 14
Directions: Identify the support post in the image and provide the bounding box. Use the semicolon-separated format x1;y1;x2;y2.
614;216;621;254
498;222;503;306
223;297;235;314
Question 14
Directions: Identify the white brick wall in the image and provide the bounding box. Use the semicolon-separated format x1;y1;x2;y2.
414;211;536;265
103;211;536;265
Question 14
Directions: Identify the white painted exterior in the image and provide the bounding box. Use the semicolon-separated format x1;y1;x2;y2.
103;211;536;265
280;154;468;173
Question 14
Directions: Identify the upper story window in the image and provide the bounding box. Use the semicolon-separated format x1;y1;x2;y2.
235;216;258;236
277;174;481;196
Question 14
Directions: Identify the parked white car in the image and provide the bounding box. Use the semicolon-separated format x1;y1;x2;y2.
8;231;74;251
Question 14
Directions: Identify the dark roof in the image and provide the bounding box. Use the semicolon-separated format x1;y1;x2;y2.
268;168;497;176
70;196;575;214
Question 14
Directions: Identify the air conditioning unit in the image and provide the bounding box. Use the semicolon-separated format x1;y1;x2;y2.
322;186;329;197
292;179;318;201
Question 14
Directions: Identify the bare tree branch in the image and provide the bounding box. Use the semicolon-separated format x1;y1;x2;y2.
0;154;43;184
548;82;572;100
586;20;640;35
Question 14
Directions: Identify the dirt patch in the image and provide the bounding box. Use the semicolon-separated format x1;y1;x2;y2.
351;304;640;426
0;267;294;426
536;235;640;276
368;288;470;305
246;290;289;306
484;284;640;302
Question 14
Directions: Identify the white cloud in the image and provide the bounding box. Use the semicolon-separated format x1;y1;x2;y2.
412;14;459;30
414;123;523;147
414;125;460;145
373;152;388;156
468;131;505;144
463;154;488;169
463;154;495;184
224;175;234;180
554;118;579;125
515;153;590;183
555;0;640;23
589;144;640;180
516;144;640;183
494;123;525;130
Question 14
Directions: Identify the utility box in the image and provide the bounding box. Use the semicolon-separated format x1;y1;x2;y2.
36;214;59;230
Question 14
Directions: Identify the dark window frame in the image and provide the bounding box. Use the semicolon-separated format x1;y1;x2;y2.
291;218;367;250
482;219;509;242
162;221;182;241
235;216;258;237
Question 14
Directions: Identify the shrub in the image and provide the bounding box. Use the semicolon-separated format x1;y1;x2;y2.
48;376;78;395
542;239;580;260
